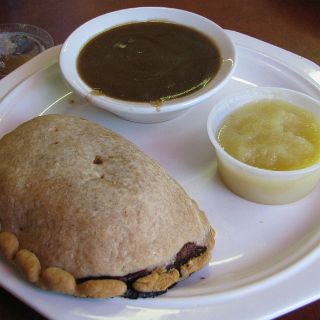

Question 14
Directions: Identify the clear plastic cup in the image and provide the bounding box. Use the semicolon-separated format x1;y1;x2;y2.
0;23;54;78
207;87;320;204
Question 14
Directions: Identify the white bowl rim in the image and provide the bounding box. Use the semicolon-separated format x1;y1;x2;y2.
207;86;320;176
59;7;237;115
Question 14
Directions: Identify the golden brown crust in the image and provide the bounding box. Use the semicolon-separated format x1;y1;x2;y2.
0;229;214;297
0;232;19;260
133;268;180;292
40;267;76;295
76;279;127;298
15;249;41;283
180;250;211;279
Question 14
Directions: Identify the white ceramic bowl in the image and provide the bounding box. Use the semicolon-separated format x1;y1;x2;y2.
59;7;237;123
207;87;320;205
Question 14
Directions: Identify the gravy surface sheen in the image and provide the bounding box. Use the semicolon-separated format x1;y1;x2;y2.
77;21;221;103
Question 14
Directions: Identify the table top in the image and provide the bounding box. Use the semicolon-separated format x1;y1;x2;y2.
0;0;319;319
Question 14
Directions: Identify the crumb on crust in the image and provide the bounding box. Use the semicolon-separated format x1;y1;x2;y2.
93;155;103;164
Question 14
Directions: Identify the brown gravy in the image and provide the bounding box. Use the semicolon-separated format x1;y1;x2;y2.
77;21;221;103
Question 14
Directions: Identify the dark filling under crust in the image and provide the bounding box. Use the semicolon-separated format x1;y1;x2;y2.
77;242;206;299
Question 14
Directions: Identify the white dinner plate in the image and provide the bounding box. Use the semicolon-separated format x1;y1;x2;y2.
0;30;320;320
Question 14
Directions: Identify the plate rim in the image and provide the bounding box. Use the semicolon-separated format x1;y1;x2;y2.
0;30;320;320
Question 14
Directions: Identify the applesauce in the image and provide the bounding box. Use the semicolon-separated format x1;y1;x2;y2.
217;99;320;171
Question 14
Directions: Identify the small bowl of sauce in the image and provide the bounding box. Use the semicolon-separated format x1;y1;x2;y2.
207;87;320;204
60;7;236;123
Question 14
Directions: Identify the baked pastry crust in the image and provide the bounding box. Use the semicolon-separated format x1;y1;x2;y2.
0;115;215;298
0;230;214;298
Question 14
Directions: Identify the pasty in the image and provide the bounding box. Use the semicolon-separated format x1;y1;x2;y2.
0;115;215;298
